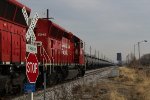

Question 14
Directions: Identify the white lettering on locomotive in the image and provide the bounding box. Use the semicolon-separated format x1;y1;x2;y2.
62;43;70;55
38;33;47;36
62;48;68;55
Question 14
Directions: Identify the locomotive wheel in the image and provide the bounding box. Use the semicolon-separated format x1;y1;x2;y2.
5;80;13;94
61;66;68;80
15;85;22;94
81;69;85;76
48;71;58;86
57;72;63;82
78;67;85;77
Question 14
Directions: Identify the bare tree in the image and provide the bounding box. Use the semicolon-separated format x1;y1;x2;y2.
140;54;150;66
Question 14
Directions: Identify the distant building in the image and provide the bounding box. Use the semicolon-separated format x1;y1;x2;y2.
117;53;122;66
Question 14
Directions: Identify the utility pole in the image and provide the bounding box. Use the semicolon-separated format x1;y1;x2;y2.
134;44;136;59
90;46;91;57
137;40;147;66
95;49;96;57
98;51;99;59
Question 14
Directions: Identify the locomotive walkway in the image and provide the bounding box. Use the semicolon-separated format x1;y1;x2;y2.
12;66;117;100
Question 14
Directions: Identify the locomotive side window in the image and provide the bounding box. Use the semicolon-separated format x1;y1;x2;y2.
74;41;77;47
73;36;80;47
51;26;58;38
75;42;79;47
52;49;54;57
51;40;54;48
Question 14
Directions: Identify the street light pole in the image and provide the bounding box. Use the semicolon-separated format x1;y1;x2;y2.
134;44;136;58
90;46;91;57
137;40;147;62
98;51;99;59
138;42;140;60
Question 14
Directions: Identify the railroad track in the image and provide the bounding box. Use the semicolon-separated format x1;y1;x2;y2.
2;66;116;100
85;66;113;77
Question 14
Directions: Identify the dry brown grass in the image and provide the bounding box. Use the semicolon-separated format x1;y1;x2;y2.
110;90;126;100
110;66;150;100
71;66;150;100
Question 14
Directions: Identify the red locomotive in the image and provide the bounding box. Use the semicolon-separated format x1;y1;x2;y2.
35;18;85;86
0;0;114;95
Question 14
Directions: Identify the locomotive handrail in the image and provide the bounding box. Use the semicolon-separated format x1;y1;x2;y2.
40;45;51;64
39;44;52;74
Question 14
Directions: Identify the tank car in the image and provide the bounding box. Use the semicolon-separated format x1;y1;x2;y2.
85;54;114;70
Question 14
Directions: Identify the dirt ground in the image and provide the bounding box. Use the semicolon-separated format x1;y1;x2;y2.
72;67;150;100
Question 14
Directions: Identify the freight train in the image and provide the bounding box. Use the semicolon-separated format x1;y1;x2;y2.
0;0;114;95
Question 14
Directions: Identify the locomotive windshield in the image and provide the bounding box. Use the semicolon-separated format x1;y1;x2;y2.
0;0;30;26
0;0;6;18
80;42;83;48
15;7;28;25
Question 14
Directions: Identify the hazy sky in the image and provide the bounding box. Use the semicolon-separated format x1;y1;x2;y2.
18;0;150;62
